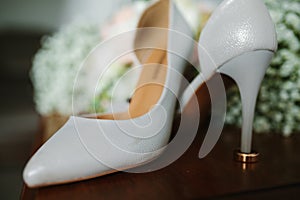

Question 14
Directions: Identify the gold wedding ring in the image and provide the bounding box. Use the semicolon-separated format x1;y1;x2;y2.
234;149;259;163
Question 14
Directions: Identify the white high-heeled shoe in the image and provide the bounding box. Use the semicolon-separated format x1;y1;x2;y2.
181;0;277;160
23;0;277;188
23;0;194;187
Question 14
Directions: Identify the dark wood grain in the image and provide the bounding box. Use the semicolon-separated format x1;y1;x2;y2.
21;119;300;200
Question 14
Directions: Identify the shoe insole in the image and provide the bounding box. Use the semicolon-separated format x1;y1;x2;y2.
96;0;169;120
98;49;167;120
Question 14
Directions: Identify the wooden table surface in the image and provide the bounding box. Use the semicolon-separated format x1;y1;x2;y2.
21;118;300;200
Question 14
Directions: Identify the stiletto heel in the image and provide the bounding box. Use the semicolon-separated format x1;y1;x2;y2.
218;50;274;160
179;0;277;161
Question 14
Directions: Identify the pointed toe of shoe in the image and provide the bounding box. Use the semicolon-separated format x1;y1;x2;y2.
23;159;48;188
23;147;63;187
22;117;112;187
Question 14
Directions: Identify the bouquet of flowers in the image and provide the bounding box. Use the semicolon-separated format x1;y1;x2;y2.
31;0;300;137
